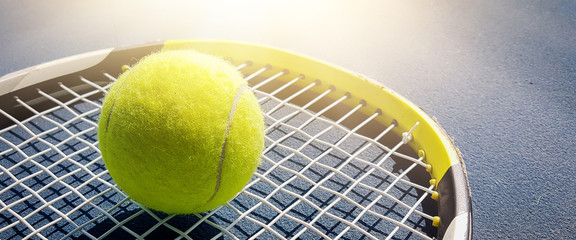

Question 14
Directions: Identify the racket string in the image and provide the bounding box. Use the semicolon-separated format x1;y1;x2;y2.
247;66;432;195
0;95;104;239
239;65;435;239
1;61;437;240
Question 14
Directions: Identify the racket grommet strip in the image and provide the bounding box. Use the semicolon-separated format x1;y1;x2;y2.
432;216;441;227
426;164;432;173
391;119;399;128
121;65;131;72
313;79;322;86
431;191;439;200
429;179;437;186
418;149;426;159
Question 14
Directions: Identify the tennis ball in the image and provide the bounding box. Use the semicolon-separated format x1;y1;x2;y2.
98;50;265;214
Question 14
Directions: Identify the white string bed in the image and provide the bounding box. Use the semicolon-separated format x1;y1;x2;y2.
0;61;436;239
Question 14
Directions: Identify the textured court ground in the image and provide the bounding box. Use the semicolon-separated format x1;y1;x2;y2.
1;1;575;239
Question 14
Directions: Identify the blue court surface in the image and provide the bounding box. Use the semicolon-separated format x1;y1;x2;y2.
1;1;575;239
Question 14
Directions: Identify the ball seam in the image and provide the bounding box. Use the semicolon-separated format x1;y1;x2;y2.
104;77;131;133
208;84;249;203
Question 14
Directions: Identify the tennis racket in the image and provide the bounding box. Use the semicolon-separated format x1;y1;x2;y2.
0;40;472;240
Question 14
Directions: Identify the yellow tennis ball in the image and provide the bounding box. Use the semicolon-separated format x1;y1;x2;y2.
98;50;265;214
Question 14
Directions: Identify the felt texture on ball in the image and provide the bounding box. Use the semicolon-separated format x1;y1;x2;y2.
98;50;265;214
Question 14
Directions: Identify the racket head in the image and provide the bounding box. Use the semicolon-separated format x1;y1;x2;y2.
0;40;471;239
